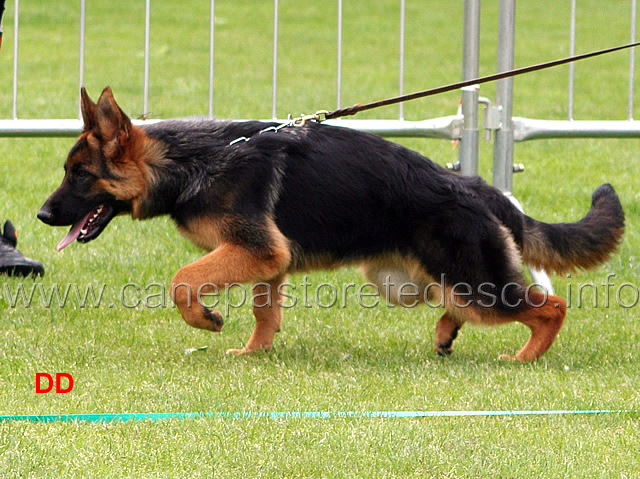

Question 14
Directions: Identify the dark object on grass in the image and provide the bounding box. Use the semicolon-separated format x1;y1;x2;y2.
0;0;6;54
0;220;45;277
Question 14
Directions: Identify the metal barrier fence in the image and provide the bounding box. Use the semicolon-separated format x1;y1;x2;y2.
460;0;640;192
0;0;462;142
1;0;639;194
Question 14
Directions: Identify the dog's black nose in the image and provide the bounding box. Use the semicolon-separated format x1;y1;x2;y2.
37;207;54;225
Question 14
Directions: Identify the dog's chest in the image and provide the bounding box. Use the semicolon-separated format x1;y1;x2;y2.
176;216;227;252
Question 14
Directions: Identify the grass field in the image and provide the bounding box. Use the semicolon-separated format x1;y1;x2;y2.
1;0;640;477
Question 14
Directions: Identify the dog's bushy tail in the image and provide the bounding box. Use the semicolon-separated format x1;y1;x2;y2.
521;184;624;274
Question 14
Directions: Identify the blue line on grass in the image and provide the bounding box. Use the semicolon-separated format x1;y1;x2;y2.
0;410;631;423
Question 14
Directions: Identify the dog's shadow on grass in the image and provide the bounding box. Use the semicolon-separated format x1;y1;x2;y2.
202;334;585;375
181;312;626;373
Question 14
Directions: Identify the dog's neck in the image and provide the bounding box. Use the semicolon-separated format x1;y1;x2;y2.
132;119;285;226
133;120;235;223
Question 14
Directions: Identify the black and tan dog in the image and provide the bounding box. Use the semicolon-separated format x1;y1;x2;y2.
38;87;624;361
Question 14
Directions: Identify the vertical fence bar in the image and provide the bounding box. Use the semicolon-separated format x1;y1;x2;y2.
462;0;480;81
398;0;405;120
12;0;19;119
271;0;279;119
208;0;215;118
493;0;516;192
143;0;151;117
460;86;479;176
78;0;86;120
459;0;481;176
336;0;342;111
568;0;576;121
629;0;637;121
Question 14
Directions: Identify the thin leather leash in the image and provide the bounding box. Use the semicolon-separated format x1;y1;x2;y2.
227;41;640;146
293;41;640;125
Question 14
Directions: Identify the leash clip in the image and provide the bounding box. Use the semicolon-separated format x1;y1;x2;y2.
289;110;328;127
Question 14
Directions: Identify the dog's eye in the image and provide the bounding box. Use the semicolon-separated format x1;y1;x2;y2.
71;165;94;179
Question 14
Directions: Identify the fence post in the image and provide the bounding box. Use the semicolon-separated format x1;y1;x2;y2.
78;0;86;120
459;86;479;176
462;0;480;81
12;0;19;120
458;0;481;176
208;0;215;118
271;0;279;120
493;0;516;192
143;0;151;118
629;0;637;120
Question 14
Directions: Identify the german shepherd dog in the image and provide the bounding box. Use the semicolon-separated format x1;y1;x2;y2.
38;87;625;361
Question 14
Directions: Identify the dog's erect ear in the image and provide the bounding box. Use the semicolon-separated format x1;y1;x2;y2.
80;87;98;131
95;87;132;146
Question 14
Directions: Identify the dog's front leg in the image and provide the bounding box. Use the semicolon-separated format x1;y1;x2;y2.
226;277;286;355
170;242;289;353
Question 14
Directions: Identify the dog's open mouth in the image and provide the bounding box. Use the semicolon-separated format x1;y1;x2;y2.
57;205;115;251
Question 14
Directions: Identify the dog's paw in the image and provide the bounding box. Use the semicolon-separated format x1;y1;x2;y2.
497;354;518;361
203;308;224;331
226;347;250;355
225;345;272;355
435;343;454;356
225;347;266;355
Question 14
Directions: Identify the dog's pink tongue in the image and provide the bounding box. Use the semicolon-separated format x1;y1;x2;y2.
57;218;86;252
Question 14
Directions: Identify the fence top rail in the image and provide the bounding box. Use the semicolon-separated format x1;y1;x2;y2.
0;116;464;140
4;116;640;142
2;2;639;138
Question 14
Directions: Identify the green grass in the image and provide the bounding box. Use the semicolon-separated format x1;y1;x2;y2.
1;0;640;477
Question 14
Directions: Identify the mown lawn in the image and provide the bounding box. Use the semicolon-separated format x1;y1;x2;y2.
1;0;639;477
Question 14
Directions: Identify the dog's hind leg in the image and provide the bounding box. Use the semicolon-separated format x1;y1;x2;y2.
226;277;285;355
498;290;567;362
434;313;464;356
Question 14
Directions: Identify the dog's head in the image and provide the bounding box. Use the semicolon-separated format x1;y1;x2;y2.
38;87;148;251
